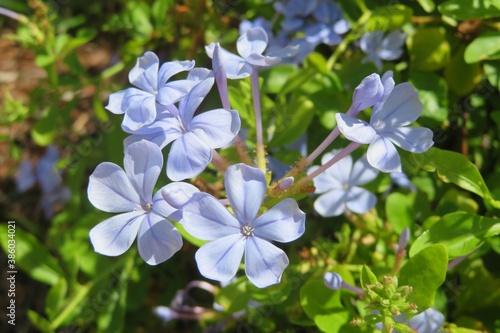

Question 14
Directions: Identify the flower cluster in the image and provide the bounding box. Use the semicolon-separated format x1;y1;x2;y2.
88;23;433;293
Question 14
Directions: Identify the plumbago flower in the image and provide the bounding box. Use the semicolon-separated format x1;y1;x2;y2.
106;51;196;132
182;164;306;288
124;68;241;181
336;72;434;173
360;30;406;70
88;140;199;265
205;27;298;79
375;308;445;333
308;151;379;217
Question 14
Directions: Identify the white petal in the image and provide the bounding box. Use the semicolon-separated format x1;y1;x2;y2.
253;199;305;243
336;113;376;144
345;186;377;214
225;164;267;223
182;192;241;240
195;234;246;283
88;162;140;213
245;237;289;288
137;212;182;265
189;109;241;148
314;190;348;217
89;211;143;256
367;136;402;173
124;140;162;203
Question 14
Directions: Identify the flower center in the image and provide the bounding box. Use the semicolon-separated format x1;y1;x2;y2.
142;202;153;212
241;224;255;238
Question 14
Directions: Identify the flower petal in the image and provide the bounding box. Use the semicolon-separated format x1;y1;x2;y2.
88;162;140;212
106;90;126;114
245;237;289;288
195;234;246;283
237;27;268;59
158;60;195;84
157;80;198;106
320;150;353;186
314;190;348;217
349;155;379;186
121;91;156;131
206;43;252;79
137;212;182;265
167;132;212;181
123;128;182;150
156;182;199;221
345;186;377;214
253;199;305;243
189;109;241;148
128;51;159;93
178;73;215;124
182;192;241;240
372;83;423;127
123;140;162;203
225;164;267;224
349;73;384;115
380;126;434;153
336;113;376;144
89;211;143;256
367;136;402;173
309;165;342;193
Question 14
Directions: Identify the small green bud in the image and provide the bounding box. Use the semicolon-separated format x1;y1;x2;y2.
394;322;417;333
398;285;413;299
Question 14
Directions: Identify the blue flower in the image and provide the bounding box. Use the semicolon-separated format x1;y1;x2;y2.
308;151;379;217
375;308;445;333
304;0;350;46
336;73;434;173
124;68;241;181
391;172;417;192
88;140;198;265
205;27;298;79
360;30;406;71
274;0;319;33
106;51;196;132
182;164;306;288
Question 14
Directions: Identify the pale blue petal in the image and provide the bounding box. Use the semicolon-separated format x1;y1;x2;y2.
128;51;159;93
167;132;212;181
350;73;384;115
16;159;36;192
314;190;348;217
88;162;140;212
137;212;182;265
195;234;246;283
89;211;143;256
371;83;422;127
308;165;341;193
324;272;343;290
245;237;288;288
225;164;266;224
266;44;300;59
245;53;281;67
372;71;395;119
123;128;182;150
320;150;353;186
158;60;195;84
336;113;376;144
178;74;215;124
157;80;198;106
189;109;241;148
253;199;305;243
212;43;229;105
367;136;401;173
182;192;241;239
360;32;383;54
106;90;126;114
237;27;268;59
379;30;406;60
123;140;162;203
409;308;445;333
349;155;379;186
206;43;252;79
380;126;434;153
36;149;61;193
346;186;377;214
121;92;156;131
158;182;199;221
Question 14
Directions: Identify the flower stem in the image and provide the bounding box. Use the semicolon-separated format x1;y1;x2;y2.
250;67;267;173
211;150;231;175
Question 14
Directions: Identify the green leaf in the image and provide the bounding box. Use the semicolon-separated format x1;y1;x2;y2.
445;45;482;96
407;148;500;208
268;96;314;148
28;310;54;333
261;65;298;94
360;265;378;289
215;276;251;313
410;212;500;258
45;278;68;321
386;192;414;234
438;0;500;20
464;32;500;63
409;70;448;125
365;5;413;32
417;0;436;12
35;54;56;68
0;227;64;286
407;27;450;71
300;275;349;333
279;67;316;96
399;244;448;309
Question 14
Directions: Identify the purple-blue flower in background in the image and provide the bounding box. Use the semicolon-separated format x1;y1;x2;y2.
375;308;445;333
304;0;350;46
182;164;306;288
360;30;406;70
336;74;433;173
308;151;378;217
274;0;319;33
391;172;417;192
106;51;196;132
205;27;298;79
88;140;198;265
124;68;241;181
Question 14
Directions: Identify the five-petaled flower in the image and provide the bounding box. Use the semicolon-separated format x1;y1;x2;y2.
336;72;434;173
360;30;406;71
88;140;198;265
182;163;306;288
308;151;379;217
